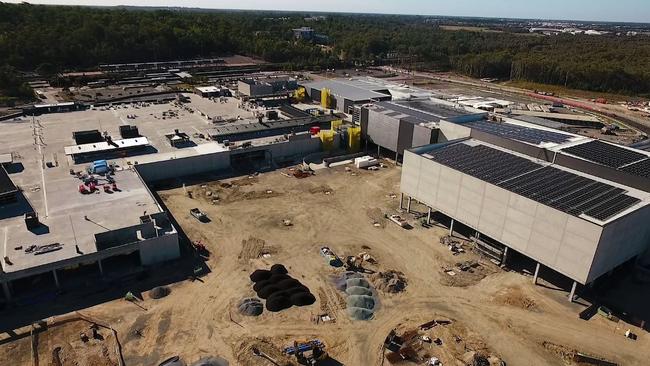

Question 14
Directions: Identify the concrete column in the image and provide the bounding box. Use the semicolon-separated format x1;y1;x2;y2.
98;259;104;276
53;269;60;289
399;193;404;210
533;262;541;284
377;145;380;157
1;281;11;301
395;152;399;163
427;207;432;225
501;246;509;267
569;281;577;302
407;196;412;213
449;219;455;236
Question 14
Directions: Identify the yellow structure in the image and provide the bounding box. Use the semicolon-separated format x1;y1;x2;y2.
293;86;306;103
319;130;336;151
347;126;361;152
331;119;343;131
321;88;332;109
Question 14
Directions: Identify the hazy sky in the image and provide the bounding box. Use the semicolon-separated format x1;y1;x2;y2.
4;0;650;23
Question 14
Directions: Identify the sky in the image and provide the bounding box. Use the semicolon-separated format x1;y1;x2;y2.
4;0;650;23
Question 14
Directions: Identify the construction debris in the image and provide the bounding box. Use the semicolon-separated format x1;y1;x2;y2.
149;286;171;299
370;270;408;293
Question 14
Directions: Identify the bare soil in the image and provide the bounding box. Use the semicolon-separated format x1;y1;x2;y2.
2;163;649;365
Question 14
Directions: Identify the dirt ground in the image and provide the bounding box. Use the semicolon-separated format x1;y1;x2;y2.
0;316;121;366
2;162;649;365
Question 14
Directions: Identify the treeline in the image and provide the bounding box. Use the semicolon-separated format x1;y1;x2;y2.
1;3;649;98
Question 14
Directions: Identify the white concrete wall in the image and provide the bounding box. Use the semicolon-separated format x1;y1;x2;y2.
139;233;180;266
401;150;603;284
590;204;650;282
135;150;231;181
438;121;471;143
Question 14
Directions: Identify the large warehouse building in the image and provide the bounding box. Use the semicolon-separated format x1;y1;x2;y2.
359;98;487;158
400;118;650;299
300;78;392;114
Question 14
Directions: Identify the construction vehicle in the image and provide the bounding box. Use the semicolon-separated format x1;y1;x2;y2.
284;340;329;365
190;208;209;222
389;214;408;228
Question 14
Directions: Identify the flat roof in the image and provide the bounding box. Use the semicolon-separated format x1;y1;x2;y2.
500;109;601;123
64;137;150;156
196;86;220;93
463;119;584;148
1;169;161;275
207;115;337;137
301;79;391;102
416;139;650;225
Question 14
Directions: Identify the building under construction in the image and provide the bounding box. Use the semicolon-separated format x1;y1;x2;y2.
400;118;650;299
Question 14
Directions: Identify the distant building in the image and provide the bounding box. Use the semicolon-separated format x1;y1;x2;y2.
293;27;329;44
293;27;315;41
238;77;298;97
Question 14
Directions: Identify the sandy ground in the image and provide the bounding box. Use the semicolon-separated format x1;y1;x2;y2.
2;162;649;365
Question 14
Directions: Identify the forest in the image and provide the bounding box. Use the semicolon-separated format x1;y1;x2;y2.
1;3;649;99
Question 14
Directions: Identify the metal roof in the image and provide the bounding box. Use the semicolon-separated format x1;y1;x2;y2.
301;79;391;102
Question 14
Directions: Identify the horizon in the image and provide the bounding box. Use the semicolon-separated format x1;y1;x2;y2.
3;0;650;24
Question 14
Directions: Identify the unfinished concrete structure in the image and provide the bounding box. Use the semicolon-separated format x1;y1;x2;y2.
0;92;335;303
400;118;650;299
359;99;487;159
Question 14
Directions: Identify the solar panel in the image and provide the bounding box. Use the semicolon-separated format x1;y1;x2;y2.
427;143;539;185
426;143;641;222
465;121;573;145
562;141;647;169
620;158;650;178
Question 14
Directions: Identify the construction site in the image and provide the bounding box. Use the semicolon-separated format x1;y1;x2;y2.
0;68;650;366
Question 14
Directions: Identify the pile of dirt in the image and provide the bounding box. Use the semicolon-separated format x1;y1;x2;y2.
149;286;171;299
189;356;229;366
370;271;408;293
336;272;378;321
238;298;264;316
249;264;315;312
494;287;539;311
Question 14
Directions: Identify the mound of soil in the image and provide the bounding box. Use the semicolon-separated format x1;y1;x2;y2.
190;356;229;366
149;286;171;299
290;292;316;306
266;296;292;312
249;264;314;312
370;271;408;293
250;269;272;282
270;264;288;274
238;298;264;316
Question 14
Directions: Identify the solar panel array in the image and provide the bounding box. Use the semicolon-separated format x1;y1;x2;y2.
562;140;647;169
620;159;650;178
427;143;641;222
426;143;539;185
465;121;574;145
